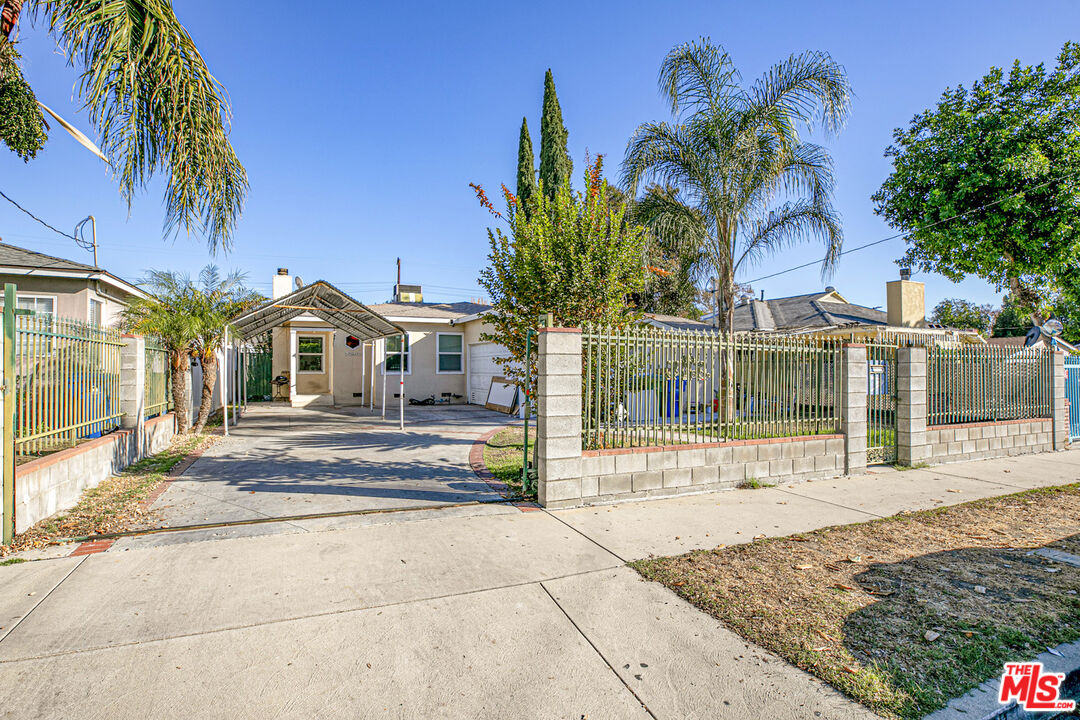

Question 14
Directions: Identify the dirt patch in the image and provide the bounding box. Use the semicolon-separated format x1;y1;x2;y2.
632;484;1080;719
2;432;219;554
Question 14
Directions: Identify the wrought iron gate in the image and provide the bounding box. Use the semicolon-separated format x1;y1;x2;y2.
1066;356;1080;442
866;344;898;464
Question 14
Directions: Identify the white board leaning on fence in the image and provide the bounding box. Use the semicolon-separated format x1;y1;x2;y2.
485;377;518;414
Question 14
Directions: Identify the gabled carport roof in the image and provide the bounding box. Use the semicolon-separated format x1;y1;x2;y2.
231;281;405;340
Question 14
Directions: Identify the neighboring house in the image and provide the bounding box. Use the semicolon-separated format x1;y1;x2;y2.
988;334;1078;354
0;240;147;325
261;270;506;407
643;313;713;331
703;272;982;345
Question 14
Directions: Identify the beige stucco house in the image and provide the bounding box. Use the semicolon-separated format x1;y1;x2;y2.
263;270;507;408
0;240;147;325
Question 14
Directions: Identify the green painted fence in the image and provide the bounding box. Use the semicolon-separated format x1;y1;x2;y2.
144;338;172;419
245;351;273;401
13;313;124;459
928;344;1051;425
582;326;842;450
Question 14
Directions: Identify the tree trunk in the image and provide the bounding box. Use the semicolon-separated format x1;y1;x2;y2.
1;0;22;42
193;354;217;435
171;353;192;435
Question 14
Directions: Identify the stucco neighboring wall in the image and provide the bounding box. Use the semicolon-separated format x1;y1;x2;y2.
372;321;467;404
0;273;134;327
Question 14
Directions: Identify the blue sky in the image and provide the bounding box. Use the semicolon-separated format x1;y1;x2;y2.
1;1;1077;312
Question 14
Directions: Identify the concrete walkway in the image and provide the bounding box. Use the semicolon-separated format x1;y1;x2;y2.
0;449;1077;718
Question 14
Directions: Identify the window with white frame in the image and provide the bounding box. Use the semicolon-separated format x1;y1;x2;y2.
383;334;410;374
297;335;325;373
89;298;103;326
16;295;54;316
436;333;463;373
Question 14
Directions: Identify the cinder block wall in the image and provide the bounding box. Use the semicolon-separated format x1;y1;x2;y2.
579;435;845;503
925;419;1053;465
534;330;1068;510
15;413;175;533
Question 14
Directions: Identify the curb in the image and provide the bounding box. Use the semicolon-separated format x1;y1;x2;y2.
469;423;540;512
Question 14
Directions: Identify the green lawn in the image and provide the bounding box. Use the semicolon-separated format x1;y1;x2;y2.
482;424;535;498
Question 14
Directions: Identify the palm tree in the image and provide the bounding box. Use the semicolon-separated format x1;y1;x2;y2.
120;270;200;434
0;0;246;250
621;38;851;333
188;266;260;434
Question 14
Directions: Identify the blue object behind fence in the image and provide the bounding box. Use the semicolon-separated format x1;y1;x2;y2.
1066;357;1080;441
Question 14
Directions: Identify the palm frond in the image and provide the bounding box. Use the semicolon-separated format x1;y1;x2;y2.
35;0;247;250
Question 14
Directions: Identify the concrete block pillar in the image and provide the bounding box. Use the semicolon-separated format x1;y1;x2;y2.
1050;351;1068;450
120;335;146;433
536;327;583;508
897;346;929;466
840;344;868;473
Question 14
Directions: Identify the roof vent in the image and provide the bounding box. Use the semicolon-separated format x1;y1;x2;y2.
825;285;836;293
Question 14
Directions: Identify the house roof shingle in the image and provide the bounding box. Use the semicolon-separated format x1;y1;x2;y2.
365;301;491;321
732;291;888;332
0;242;99;272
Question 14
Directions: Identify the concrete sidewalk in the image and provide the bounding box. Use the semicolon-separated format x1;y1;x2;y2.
0;450;1076;719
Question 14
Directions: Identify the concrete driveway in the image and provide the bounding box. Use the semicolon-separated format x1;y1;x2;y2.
142;403;511;535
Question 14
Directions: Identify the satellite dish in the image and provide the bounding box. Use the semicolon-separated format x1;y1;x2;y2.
1043;318;1063;336
295;276;304;289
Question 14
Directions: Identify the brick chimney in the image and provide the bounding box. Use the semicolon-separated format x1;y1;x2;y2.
886;268;925;327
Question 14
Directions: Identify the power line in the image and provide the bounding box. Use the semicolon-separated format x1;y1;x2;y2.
744;168;1080;285
0;190;80;243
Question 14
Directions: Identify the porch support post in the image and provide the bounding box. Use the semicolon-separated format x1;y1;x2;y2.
381;338;386;418
369;342;374;412
840;343;867;473
897;346;928;467
399;333;405;430
360;340;367;409
289;329;298;408
221;327;229;436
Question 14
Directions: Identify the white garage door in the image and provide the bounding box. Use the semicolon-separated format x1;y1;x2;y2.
468;342;504;405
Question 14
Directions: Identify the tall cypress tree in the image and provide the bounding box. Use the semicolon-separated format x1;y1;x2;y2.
539;69;572;199
515;116;536;212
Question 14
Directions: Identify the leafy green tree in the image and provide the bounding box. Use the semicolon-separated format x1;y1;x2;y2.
873;42;1080;324
539;69;572;201
930;298;993;333
473;155;647;385
630;185;706;318
515;117;536;214
991;294;1030;338
0;0;247;249
187;266;261;434
622;38;851;335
